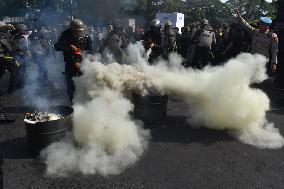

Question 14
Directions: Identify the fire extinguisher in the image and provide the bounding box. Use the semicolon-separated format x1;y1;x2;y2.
72;47;83;72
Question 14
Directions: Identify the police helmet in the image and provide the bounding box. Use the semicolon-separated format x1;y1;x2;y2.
0;21;6;27
6;24;15;30
164;20;172;28
39;28;49;38
202;19;209;25
69;19;85;31
16;24;28;31
150;19;161;28
107;24;113;32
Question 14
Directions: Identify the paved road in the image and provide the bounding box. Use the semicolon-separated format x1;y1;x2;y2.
1;74;284;189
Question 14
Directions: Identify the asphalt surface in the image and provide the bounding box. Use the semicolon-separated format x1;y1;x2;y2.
1;72;284;189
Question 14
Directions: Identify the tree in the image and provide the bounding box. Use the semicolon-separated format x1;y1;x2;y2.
226;0;276;20
0;0;276;26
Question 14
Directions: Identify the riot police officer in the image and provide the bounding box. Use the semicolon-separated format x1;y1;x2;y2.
32;28;53;83
9;24;31;86
104;22;127;64
54;19;92;102
125;26;137;44
236;10;278;74
162;21;177;58
0;21;20;93
143;19;163;64
192;19;216;69
179;26;191;67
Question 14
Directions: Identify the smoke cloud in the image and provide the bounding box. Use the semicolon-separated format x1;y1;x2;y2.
42;42;284;176
41;88;149;176
21;56;67;109
41;51;150;176
145;53;284;149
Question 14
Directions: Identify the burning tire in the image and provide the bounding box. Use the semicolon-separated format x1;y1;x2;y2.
24;106;73;156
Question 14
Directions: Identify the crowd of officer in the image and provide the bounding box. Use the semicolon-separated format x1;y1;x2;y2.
0;10;284;110
0;22;55;94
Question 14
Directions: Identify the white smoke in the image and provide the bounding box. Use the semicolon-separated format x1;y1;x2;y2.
41;51;150;176
42;42;284;176
41;88;149;176
21;54;67;109
143;52;284;149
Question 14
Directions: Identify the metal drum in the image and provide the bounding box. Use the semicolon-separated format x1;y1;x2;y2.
132;93;168;125
24;106;73;156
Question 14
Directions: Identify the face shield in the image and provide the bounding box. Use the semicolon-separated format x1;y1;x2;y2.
72;28;85;37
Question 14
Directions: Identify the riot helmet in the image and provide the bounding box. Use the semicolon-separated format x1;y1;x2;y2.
164;20;172;29
16;24;28;31
70;19;85;36
150;19;161;29
16;24;28;35
39;28;49;39
70;19;85;31
107;24;114;32
0;21;6;28
202;19;209;26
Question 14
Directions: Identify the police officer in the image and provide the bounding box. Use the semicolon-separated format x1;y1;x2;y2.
0;22;20;93
143;19;163;64
54;19;92;102
104;22;127;64
236;10;278;74
9;24;31;86
162;21;177;58
178;26;192;67
0;23;17;121
32;28;53;83
192;19;216;69
125;26;137;44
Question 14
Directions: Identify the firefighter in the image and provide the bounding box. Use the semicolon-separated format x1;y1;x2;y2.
236;10;278;75
54;19;92;102
143;19;163;64
192;19;216;69
0;21;20;93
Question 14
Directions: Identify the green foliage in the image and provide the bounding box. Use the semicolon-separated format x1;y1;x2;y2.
0;0;276;25
226;0;276;20
133;0;276;24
